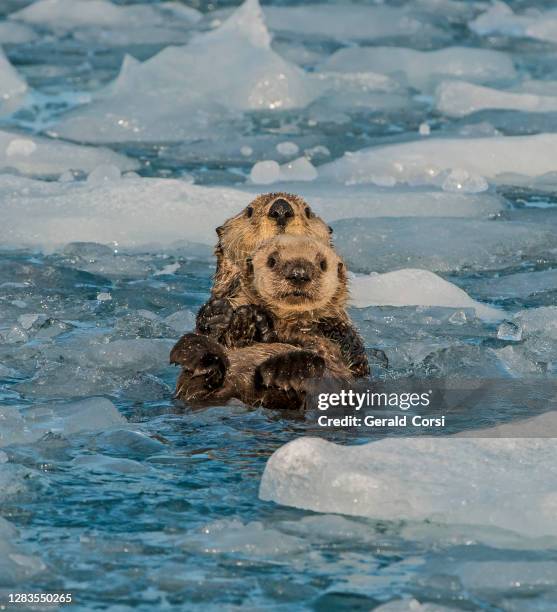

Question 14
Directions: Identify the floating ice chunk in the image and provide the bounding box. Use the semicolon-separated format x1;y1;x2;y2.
515;306;557;340
87;164;122;185
243;182;503;219
164;309;196;333
250;160;280;185
10;0;201;46
320;134;557;187
263;5;443;41
373;600;453;612
0;21;36;44
418;122;430;136
332;217;556;274
470;268;557;301
0;174;249;250
96;292;112;302
53;0;321;143
436;81;557;118
250;157;317;184
72;454;151;475
0;399;126;448
259;432;557;537
276;141;299;156
278;157;317;182
497;321;522;342
320;46;516;92
350;269;502;321
0;130;137;177
0;47;27;115
470;1;557;44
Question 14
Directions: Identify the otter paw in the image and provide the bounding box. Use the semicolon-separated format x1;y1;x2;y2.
225;304;276;346
195;298;234;340
255;350;325;393
170;333;228;392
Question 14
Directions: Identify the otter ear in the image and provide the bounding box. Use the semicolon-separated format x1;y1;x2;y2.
216;225;224;238
328;226;333;235
337;261;346;280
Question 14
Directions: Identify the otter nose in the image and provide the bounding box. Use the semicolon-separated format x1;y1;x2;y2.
268;198;294;226
285;262;312;285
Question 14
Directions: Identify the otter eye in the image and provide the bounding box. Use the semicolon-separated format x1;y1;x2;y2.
267;255;277;269
246;206;254;218
320;259;327;272
305;206;312;219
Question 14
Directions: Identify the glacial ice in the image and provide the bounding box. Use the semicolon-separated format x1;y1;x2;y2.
470;2;557;44
350;269;502;321
0;21;35;44
0;130;137;177
332;217;556;274
0;398;126;448
10;0;201;46
259;426;557;537
436;80;557;117
0;47;27;115
320;46;516;92
53;0;321;143
320;134;557;188
1;175;507;252
244;182;503;218
263;4;443;42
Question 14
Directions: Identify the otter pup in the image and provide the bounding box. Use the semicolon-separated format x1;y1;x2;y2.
197;192;332;339
225;234;369;378
171;235;368;409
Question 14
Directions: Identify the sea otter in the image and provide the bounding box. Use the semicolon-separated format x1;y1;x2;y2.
197;192;332;338
171;235;368;409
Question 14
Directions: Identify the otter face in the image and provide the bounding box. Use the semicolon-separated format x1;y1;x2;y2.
217;193;332;267
248;235;346;314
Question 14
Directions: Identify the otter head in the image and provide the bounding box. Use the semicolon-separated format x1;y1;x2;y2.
216;193;333;270
246;235;347;316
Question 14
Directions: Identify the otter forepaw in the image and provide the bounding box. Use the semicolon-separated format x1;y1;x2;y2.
255;350;325;393
225;304;276;346
195;298;234;340
170;333;228;397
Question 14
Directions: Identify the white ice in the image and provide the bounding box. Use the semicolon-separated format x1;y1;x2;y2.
10;0;201;46
0;398;126;448
332;217;556;274
250;157;317;184
259;422;557;537
320;46;516;92
350;269;502;321
1;175;507;252
263;4;443;42
53;0;322;143
0;47;27;115
0;130;137;176
320;134;557;189
470;2;557;45
0;21;36;44
436;80;557;117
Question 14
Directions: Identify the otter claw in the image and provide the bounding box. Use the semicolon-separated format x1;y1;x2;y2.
255;350;325;393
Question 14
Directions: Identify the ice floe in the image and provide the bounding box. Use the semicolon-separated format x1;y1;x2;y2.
259;423;557;537
0;398;126;448
470;2;557;45
0;21;35;44
320;134;557;189
332;217;557;274
263;4;443;42
0;46;27;115
436;80;557;117
53;0;321;143
350;269;502;321
0;130;137;176
0;175;506;251
320;46;516;92
10;0;201;46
